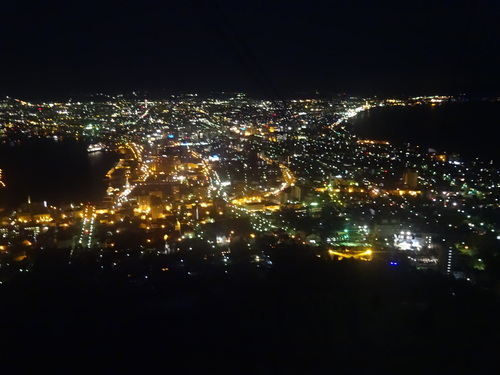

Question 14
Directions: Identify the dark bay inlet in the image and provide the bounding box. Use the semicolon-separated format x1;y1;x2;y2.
350;101;500;162
0;138;117;208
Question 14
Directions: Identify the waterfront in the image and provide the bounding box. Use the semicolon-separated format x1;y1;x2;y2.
0;138;117;209
2;101;499;211
350;101;500;162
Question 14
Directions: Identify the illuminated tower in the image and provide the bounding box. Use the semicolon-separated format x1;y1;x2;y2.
124;171;131;189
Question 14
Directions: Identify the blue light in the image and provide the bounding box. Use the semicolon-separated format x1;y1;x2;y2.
390;261;398;266
168;134;174;138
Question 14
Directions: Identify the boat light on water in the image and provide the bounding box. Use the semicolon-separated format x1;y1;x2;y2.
87;142;105;152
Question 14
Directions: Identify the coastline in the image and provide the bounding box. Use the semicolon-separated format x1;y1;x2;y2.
0;139;118;209
348;101;500;163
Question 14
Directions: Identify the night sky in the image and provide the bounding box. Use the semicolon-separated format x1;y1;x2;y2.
1;0;499;98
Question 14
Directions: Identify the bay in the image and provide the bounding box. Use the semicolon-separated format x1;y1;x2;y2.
0;139;118;209
350;101;500;162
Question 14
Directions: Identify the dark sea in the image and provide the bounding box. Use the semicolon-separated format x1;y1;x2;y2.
349;101;500;162
0;139;117;210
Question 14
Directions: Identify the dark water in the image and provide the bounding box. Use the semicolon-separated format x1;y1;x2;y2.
350;101;500;162
0;139;117;209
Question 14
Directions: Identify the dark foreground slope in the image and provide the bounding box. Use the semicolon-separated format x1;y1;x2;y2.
1;252;499;374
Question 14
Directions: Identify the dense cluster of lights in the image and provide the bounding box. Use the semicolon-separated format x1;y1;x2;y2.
0;93;499;281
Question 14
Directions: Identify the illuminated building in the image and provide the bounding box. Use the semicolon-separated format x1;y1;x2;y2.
402;168;418;189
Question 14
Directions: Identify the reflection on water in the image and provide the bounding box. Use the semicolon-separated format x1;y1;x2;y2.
0;139;118;209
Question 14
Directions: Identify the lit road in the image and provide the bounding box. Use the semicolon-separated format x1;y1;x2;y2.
111;141;150;205
191;149;227;201
223;145;296;197
262;156;296;196
280;164;296;187
227;153;297;233
77;205;96;248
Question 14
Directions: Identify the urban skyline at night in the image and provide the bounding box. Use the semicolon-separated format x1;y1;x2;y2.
1;1;499;373
1;91;500;373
